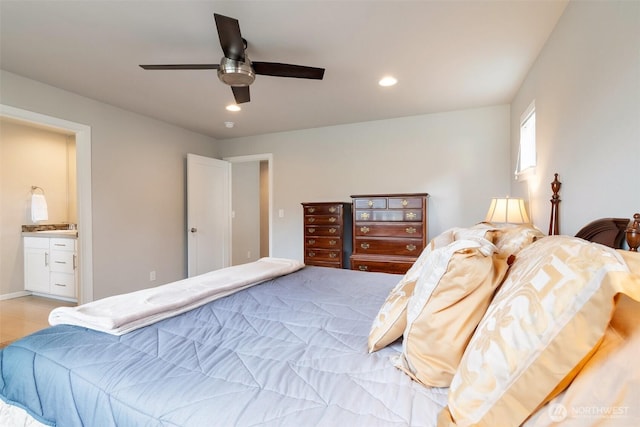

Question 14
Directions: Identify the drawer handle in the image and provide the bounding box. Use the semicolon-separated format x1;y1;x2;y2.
308;227;316;234
45;252;49;267
360;226;370;234
329;228;337;234
307;239;316;245
406;244;417;251
308;251;315;257
405;212;417;220
358;265;369;271
402;199;408;206
329;240;337;246
54;243;66;247
329;217;336;223
329;207;336;213
53;283;67;287
308;217;315;223
368;200;374;207
307;207;316;213
329;253;337;258
361;243;370;250
360;212;370;220
55;261;66;264
405;227;416;234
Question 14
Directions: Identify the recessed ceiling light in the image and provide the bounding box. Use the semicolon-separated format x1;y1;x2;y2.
226;104;241;112
378;76;398;87
224;121;235;128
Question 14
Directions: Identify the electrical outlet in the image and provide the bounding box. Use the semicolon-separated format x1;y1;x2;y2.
149;270;156;281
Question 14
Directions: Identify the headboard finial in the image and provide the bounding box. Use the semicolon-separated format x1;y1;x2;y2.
548;173;561;235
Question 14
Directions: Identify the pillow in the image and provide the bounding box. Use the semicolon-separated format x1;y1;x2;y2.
439;236;640;427
367;229;455;352
394;237;509;387
485;222;545;259
523;293;640;426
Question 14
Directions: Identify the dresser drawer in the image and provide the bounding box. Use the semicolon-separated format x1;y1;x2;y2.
304;215;342;225
388;197;424;209
354;237;424;256
354;198;387;209
49;251;75;273
50;272;76;298
303;204;344;215
305;236;341;249
50;238;76;251
304;248;341;263
355;210;423;222
305;226;341;236
350;257;414;274
355;223;424;238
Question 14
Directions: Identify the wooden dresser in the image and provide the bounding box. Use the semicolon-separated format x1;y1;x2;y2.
302;202;352;268
350;193;428;274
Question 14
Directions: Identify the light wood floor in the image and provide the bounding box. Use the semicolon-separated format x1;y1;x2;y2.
0;296;75;348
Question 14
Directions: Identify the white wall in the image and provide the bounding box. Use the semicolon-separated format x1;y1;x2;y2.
217;105;511;261
510;0;640;235
0;70;218;299
231;161;261;265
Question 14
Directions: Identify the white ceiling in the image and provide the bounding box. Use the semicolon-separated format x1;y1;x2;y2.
0;0;568;140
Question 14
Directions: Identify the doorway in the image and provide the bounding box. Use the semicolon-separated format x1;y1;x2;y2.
0;104;94;303
225;154;273;265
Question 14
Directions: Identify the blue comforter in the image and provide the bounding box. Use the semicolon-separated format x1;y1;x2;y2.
1;266;447;426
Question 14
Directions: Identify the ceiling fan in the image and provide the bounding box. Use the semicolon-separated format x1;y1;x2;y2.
139;13;325;104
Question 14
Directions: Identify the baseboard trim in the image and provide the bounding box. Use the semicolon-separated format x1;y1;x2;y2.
0;291;31;301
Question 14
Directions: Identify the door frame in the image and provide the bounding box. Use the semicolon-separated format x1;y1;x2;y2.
0;104;94;303
223;153;273;257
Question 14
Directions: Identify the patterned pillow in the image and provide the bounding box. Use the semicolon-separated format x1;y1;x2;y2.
367;229;455;352
394;237;509;386
439;236;640;426
493;223;544;257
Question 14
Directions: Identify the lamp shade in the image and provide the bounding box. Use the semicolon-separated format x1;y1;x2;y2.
485;197;530;224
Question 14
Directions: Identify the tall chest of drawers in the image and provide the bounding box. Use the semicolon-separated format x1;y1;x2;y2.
302;202;352;268
350;193;428;274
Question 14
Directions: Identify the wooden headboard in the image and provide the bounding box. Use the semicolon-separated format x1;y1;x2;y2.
548;173;632;249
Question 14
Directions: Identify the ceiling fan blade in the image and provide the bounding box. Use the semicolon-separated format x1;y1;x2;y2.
140;64;219;70
252;62;325;80
214;13;245;62
232;86;250;104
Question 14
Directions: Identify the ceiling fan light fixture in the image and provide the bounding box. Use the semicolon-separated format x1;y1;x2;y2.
217;57;256;86
379;76;398;87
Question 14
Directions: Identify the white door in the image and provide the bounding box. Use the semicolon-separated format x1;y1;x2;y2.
187;154;231;277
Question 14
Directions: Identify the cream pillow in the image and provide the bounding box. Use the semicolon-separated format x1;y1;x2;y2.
394;237;509;387
439;236;640;427
523;293;640;426
367;229;455;352
486;222;545;259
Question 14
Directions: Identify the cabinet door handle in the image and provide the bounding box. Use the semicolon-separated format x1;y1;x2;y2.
308;251;315;257
405;227;416;234
307;217;315;223
329;253;337;258
328;228;336;234
73;254;77;270
358;265;369;271
329;240;336;246
307;207;315;213
406;244;417;251
329;207;336;213
45;252;49;267
360;226;370;234
307;239;316;245
361;243;370;250
329;217;336;223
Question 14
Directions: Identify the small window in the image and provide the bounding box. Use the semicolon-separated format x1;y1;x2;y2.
515;101;536;180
